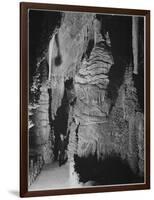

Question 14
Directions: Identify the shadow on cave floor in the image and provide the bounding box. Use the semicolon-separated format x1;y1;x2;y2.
74;154;144;186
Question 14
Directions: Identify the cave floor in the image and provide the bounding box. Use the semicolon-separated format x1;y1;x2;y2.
29;161;82;191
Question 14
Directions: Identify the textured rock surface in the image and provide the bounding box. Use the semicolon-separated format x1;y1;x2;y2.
72;27;114;159
108;67;144;174
48;13;95;119
29;59;54;164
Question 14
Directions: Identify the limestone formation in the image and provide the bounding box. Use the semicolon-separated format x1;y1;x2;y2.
29;12;145;183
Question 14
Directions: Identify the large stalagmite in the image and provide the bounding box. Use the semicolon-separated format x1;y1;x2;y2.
72;19;114;159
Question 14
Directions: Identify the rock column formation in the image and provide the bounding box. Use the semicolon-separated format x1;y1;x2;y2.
72;20;114;159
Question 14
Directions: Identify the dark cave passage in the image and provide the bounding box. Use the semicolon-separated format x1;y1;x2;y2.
74;153;143;185
52;77;75;163
102;15;144;111
29;10;62;87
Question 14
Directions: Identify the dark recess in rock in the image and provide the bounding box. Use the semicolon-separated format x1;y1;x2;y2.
53;77;75;161
29;10;62;85
85;39;94;59
74;153;143;185
107;58;126;112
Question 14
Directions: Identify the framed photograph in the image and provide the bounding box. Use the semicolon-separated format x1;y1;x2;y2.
20;2;150;197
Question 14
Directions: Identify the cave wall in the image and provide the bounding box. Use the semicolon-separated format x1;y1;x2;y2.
29;59;54;164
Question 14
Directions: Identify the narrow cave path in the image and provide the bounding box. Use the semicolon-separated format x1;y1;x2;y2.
29;161;82;191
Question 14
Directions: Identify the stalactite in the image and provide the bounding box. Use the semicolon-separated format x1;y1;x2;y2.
48;33;56;81
132;16;139;75
93;18;103;46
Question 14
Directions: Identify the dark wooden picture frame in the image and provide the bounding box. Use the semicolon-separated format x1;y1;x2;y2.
20;2;150;197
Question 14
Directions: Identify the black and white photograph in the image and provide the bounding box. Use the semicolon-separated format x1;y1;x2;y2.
27;6;147;192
